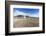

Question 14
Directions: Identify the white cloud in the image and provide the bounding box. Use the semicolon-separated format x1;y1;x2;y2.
28;12;39;17
13;10;27;16
13;10;39;17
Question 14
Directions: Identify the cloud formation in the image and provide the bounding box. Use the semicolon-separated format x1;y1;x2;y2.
13;10;39;17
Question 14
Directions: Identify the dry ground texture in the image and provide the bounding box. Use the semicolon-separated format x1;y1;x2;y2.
13;17;39;28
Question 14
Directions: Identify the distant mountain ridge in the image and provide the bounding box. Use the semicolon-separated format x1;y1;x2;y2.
15;15;24;17
14;15;39;18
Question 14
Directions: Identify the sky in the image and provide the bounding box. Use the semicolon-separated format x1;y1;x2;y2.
13;8;39;17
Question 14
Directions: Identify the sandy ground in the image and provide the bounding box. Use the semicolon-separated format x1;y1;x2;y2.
13;17;39;28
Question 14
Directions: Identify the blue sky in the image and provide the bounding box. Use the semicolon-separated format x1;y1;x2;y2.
13;8;39;17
